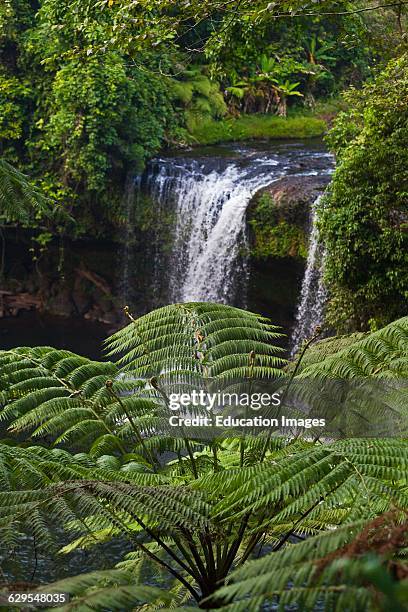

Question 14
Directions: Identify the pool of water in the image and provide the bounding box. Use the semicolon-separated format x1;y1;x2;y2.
0;311;111;360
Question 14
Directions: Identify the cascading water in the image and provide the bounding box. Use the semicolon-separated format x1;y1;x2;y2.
118;143;334;338
142;144;334;309
290;195;327;357
145;160;280;305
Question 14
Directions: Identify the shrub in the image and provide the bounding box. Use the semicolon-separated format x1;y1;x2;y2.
320;53;408;332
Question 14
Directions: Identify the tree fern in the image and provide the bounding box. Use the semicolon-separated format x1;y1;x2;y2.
298;316;408;379
105;303;286;381
0;437;406;605
288;331;368;373
32;570;174;611
0;158;51;224
284;317;408;438
0;304;286;462
211;512;408;611
0;305;407;608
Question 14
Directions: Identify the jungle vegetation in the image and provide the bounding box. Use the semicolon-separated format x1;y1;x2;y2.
320;52;408;332
0;4;407;606
0;1;403;230
0;0;407;329
0;303;407;609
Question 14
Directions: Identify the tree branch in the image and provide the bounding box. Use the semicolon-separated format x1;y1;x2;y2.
271;1;408;19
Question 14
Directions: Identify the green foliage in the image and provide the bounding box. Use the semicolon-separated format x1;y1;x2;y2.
321;53;408;332
298;315;408;379
1;431;407;607
34;52;175;231
0;304;407;608
0;0;395;236
90;0;374;102
0;0;179;236
251;219;307;260
0;68;29;142
213;513;408;611
287;317;408;441
1;0;405;234
223;53;309;116
34;570;174;611
171;67;228;138
0;304;285;455
172;81;194;105
106;302;285;378
205;1;373;115
1;0;408;603
0;158;52;225
249;193;308;260
288;331;368;373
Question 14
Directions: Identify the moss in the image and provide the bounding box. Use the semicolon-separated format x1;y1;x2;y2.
248;193;308;260
186;113;326;145
250;219;308;259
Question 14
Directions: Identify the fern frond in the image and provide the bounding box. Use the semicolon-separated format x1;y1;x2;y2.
0;158;52;224
34;570;173;610
299;316;408;379
105;303;286;380
212;513;408;611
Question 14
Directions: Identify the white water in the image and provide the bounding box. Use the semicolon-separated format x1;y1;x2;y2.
290;196;327;357
131;144;334;331
145;159;283;305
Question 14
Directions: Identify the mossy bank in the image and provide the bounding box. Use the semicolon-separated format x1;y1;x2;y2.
186;113;327;146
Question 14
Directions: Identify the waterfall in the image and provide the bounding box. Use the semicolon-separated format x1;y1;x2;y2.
124;143;334;323
144;158;282;306
290;196;327;357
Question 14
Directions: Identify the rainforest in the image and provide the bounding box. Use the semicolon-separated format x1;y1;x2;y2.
0;1;407;611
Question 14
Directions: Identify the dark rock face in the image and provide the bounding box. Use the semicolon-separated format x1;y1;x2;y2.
264;175;330;220
246;174;331;332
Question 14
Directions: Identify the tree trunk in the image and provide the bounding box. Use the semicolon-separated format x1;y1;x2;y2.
277;96;287;117
198;585;227;609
